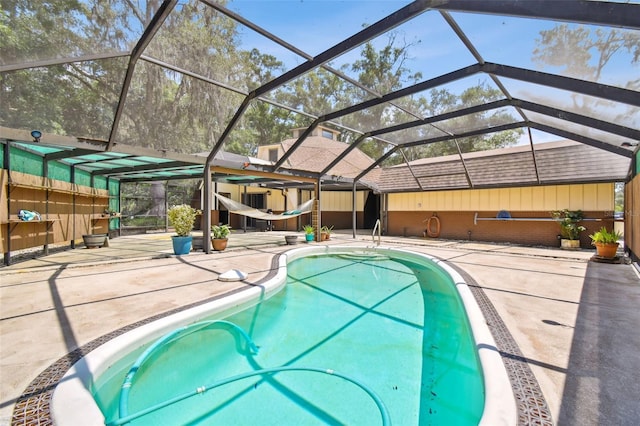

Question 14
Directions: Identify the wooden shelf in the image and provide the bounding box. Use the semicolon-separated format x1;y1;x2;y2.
92;213;121;219
76;192;110;199
4;172;116;266
8;182;109;198
7;219;60;223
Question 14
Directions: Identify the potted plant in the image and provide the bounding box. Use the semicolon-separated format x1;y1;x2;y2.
551;209;585;249
303;224;315;242
589;227;622;259
321;225;333;241
83;234;108;248
168;204;200;255
284;234;298;245
211;224;231;251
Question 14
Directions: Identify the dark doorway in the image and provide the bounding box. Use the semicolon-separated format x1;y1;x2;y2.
244;193;265;228
218;192;230;225
363;192;379;229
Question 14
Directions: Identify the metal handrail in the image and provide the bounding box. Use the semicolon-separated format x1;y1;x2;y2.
372;219;381;246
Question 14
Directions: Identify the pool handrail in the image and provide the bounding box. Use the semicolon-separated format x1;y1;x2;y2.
372;219;381;246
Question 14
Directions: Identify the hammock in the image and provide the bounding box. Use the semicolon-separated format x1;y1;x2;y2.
213;193;314;221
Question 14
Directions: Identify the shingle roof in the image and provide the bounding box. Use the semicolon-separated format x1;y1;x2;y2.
278;136;378;186
377;141;629;192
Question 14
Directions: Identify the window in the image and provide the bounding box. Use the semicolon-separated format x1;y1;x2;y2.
269;148;278;162
321;129;334;140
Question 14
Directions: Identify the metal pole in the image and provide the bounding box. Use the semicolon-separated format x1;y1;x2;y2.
352;182;357;239
203;165;212;253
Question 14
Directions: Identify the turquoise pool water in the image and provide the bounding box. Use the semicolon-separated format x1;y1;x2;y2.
93;252;484;425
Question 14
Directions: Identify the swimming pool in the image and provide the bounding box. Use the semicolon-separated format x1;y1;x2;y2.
51;246;516;425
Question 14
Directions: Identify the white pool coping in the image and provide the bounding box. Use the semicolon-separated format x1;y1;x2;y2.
51;245;516;425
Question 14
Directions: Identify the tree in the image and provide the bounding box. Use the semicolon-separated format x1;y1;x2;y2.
533;24;640;125
534;24;639;83
340;33;521;163
1;0;246;153
224;49;295;155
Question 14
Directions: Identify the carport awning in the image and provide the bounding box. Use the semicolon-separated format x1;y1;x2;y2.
1;127;208;182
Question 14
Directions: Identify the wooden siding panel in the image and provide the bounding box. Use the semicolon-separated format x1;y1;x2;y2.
322;191;365;212
386;183;615;214
530;187;544;210
582;184;598;211
487;189;500;210
436;191;446;210
520;187;533;210
498;188;510;210
444;191;455;210
510;188;521;211
555;185;570;210
567;185;584;211
477;190;489;210
595;183;614;211
452;190;463;210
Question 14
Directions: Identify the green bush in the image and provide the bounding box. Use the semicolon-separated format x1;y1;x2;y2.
589;227;622;245
168;204;199;236
211;224;231;239
551;209;585;240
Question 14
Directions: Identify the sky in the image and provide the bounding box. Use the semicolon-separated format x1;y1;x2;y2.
217;0;638;146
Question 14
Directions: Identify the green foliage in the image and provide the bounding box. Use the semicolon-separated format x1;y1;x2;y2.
615;182;624;213
343;36;521;162
1;0;243;152
121;216;164;228
321;225;334;234
551;209;586;240
589;227;622;245
533;24;639;80
211;224;231;239
302;224;314;235
533;24;639;123
1;2;526;164
119;180;199;220
167;204;199;236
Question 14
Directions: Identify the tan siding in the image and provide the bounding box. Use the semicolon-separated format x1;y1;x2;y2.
582;184;598;211
435;191;445;210
511;188;521;209
556;185;569;210
531;187;544;210
322;191;365;211
388;183;615;212
567;185;582;210
521;187;533;210
452;190;463;210
597;183;614;211
498;188;510;209
488;189;500;210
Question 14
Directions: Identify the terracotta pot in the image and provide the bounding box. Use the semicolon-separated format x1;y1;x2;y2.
321;232;330;241
212;238;228;251
594;242;619;259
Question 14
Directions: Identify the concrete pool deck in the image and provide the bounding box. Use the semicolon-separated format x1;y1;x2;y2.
1;231;639;425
